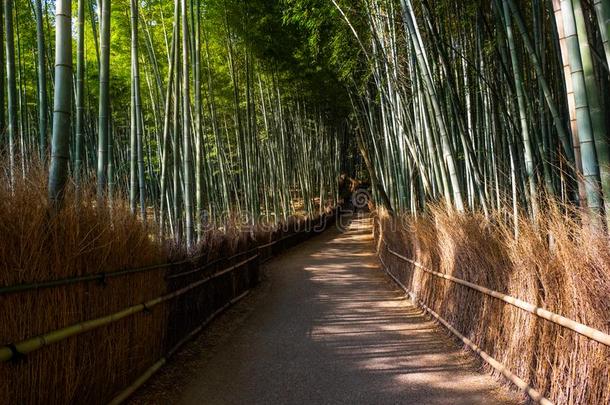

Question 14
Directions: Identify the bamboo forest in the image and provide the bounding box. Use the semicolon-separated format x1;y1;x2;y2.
1;0;610;404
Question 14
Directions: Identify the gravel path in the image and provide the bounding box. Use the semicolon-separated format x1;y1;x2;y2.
129;214;519;405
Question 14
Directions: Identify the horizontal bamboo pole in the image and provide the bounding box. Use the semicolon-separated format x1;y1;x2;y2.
165;248;259;280
0;211;333;405
0;220;320;296
109;219;332;403
108;290;251;405
257;239;279;249
0;262;173;296
379;237;610;348
259;230;308;249
166;230;307;279
0;215;330;358
0;254;259;362
378;253;554;405
0;254;209;296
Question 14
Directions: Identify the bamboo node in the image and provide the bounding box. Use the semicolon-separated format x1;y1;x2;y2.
6;343;25;363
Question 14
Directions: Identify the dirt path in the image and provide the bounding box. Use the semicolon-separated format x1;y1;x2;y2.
130;214;519;405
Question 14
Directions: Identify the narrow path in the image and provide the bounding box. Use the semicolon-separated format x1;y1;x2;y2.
131;215;518;405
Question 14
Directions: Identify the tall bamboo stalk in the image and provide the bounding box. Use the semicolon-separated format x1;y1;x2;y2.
0;1;4;141
4;0;16;185
560;0;603;222
34;0;47;160
47;0;72;205
74;0;85;189
97;0;111;199
501;0;538;220
181;0;193;246
593;0;610;68
130;0;146;221
400;0;465;212
572;0;610;226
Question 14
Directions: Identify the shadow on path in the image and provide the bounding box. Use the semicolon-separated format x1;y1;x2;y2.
130;214;519;405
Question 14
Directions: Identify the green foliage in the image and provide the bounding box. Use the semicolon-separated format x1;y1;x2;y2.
282;0;369;83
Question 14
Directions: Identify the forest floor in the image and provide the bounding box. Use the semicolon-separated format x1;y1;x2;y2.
129;214;520;405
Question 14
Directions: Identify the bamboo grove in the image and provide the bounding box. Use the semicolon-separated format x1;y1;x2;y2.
0;0;348;248
2;0;610;242
302;0;610;233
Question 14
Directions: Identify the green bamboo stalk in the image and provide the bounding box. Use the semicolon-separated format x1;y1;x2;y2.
74;0;85;189
572;0;610;226
107;115;114;202
97;0;111;199
47;0;72;205
173;30;181;241
130;49;137;214
181;0;193;246
4;0;16;185
194;0;203;237
552;0;587;205
593;0;610;68
505;0;574;164
130;0;146;221
34;0;47;160
501;0;539;220
158;0;179;237
560;0;604;221
15;12;27;177
400;0;465;212
0;1;4;141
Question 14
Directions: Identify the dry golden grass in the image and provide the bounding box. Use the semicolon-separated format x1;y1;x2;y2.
0;165;169;403
375;202;610;404
0;164;337;404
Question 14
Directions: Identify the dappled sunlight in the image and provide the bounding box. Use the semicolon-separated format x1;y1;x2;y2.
167;214;517;404
301;214;518;403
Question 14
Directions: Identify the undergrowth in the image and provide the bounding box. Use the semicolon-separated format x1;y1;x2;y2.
0;165;166;287
376;201;610;404
0;164;333;404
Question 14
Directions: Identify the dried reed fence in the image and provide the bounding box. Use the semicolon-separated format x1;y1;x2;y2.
0;168;337;404
374;206;610;404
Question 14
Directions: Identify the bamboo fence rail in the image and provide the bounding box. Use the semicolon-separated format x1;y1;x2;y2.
0;254;205;295
376;216;610;404
0;227;309;362
0;254;259;362
0;209;338;404
105;211;338;403
378;237;610;348
1;209;337;380
108;289;252;404
0;226;309;296
378;252;553;405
